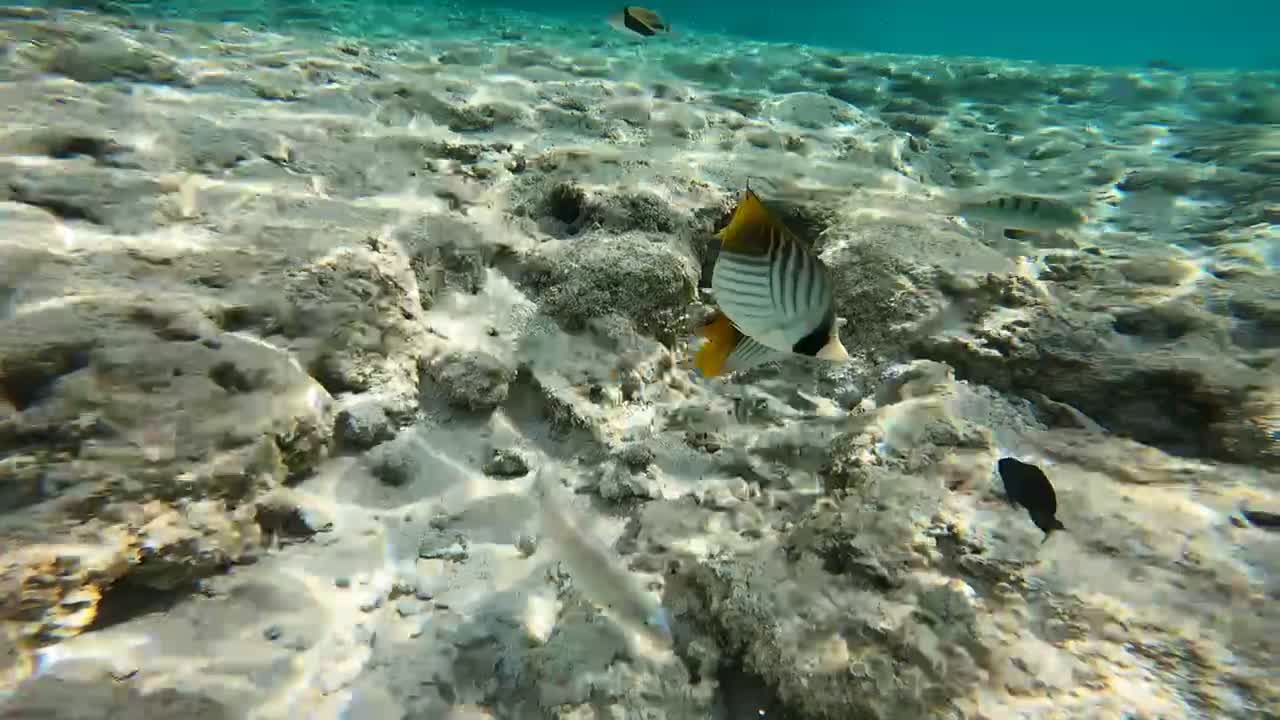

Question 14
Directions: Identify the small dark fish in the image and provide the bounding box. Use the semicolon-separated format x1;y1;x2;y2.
607;6;670;37
1146;58;1183;72
997;457;1066;542
1241;509;1280;530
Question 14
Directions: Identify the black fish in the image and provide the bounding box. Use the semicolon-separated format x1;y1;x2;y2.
997;457;1065;542
607;6;670;37
1242;509;1280;530
1146;59;1184;72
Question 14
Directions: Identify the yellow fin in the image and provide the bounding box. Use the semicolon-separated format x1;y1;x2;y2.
692;311;742;378
715;190;789;256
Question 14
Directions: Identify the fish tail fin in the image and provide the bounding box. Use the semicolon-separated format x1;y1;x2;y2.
983;224;1028;258
692;311;742;378
981;223;1007;243
815;324;851;363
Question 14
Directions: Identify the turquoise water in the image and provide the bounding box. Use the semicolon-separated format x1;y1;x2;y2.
34;0;1280;69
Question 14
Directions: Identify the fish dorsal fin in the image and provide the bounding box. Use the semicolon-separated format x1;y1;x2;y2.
716;190;794;257
692;310;742;378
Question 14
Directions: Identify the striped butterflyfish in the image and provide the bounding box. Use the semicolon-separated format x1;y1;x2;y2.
697;189;850;377
607;7;671;37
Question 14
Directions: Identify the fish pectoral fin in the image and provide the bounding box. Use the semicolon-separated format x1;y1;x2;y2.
692;310;743;378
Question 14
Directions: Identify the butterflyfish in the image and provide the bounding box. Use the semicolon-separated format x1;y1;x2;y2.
702;189;850;375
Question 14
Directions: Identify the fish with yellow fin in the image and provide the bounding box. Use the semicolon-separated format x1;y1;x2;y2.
692;310;789;378
606;6;671;37
692;188;850;378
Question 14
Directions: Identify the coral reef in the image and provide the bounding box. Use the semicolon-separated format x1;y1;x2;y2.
0;5;1277;720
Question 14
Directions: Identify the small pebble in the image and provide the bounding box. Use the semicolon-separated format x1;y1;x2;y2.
419;529;469;561
263;625;283;641
515;533;538;557
334;577;351;588
395;598;423;618
482;448;530;478
419;543;468;562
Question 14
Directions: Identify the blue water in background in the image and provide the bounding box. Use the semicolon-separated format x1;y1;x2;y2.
39;0;1280;70
467;0;1280;71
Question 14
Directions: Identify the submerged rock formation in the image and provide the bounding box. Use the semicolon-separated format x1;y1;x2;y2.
0;5;1277;719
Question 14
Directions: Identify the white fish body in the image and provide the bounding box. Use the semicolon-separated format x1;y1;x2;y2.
533;464;671;644
954;195;1086;234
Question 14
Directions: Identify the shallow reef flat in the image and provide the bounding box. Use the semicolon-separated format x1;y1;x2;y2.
0;5;1278;719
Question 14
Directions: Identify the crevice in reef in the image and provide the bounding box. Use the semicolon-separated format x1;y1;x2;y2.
0;344;93;411
5;190;102;224
85;578;201;634
714;658;798;720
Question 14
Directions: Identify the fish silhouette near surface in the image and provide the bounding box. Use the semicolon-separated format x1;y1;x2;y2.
996;457;1066;542
692;188;850;378
607;6;671;37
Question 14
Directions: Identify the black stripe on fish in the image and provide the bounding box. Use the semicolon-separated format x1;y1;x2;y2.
770;227;820;327
789;239;803;320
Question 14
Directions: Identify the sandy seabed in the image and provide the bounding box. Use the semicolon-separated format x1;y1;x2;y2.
0;5;1278;719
